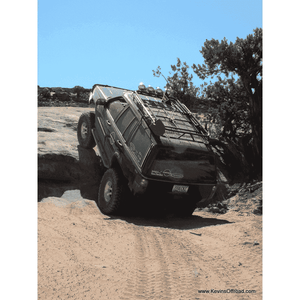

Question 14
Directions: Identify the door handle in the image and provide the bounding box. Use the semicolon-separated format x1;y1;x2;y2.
116;140;123;148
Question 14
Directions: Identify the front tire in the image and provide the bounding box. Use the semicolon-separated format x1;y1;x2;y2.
97;168;127;215
77;112;96;149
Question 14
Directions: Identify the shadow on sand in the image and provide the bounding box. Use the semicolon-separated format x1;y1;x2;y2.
104;209;232;230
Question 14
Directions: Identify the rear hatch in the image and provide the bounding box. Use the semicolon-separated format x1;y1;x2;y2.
139;95;216;184
144;142;216;184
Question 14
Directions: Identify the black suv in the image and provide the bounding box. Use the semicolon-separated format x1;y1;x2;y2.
77;83;217;216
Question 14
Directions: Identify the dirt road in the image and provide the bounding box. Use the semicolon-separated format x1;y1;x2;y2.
38;196;262;300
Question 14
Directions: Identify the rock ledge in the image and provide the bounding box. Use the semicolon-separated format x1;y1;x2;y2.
38;107;103;183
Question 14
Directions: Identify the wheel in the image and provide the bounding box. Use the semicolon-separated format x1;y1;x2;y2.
97;168;127;215
77;112;96;149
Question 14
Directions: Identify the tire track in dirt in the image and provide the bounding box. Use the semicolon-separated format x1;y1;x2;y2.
121;228;167;299
39;200;262;299
174;232;239;292
120;219;261;300
167;221;262;299
191;218;262;297
38;201;135;300
133;229;173;299
121;225;205;300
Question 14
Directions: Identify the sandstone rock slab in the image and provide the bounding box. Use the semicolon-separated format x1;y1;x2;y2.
38;107;103;182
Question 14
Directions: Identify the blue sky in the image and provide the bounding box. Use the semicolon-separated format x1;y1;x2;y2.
38;0;262;90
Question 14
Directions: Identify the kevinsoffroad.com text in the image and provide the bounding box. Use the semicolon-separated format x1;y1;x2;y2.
198;289;256;294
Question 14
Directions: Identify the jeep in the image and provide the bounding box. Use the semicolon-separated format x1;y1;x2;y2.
77;83;217;216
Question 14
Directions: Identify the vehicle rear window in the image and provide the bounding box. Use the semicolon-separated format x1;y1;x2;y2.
156;148;212;162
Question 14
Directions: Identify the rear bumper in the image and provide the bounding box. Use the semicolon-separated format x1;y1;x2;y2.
131;173;216;205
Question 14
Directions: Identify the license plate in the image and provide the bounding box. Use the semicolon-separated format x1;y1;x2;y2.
172;185;189;193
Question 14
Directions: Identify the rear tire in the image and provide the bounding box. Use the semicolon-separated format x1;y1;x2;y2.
97;168;127;215
77;112;96;149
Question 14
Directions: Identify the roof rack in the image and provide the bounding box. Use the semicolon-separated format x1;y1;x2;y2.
91;84;209;142
124;91;166;136
136;92;209;143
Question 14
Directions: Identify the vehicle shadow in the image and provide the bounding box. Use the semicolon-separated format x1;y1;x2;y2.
101;192;232;230
77;145;105;181
38;181;232;230
104;212;232;230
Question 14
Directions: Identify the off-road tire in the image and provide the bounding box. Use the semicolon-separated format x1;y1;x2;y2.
77;112;96;149
97;168;127;215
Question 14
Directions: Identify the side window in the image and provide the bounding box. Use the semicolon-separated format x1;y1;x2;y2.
116;107;138;141
129;125;152;165
108;100;127;120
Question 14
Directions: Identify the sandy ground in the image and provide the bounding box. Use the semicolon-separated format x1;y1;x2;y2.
38;195;262;300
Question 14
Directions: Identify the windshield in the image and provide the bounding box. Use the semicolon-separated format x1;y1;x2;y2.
94;85;130;101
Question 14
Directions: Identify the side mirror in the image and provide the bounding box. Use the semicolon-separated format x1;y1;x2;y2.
96;98;106;106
